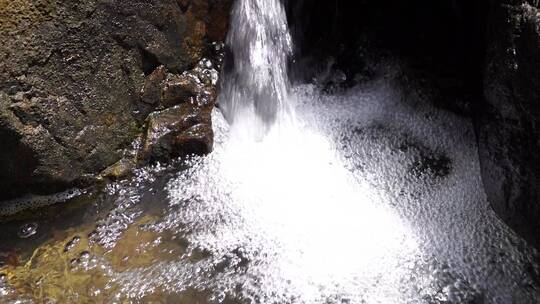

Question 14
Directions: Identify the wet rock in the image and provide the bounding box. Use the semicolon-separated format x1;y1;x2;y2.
138;103;213;164
476;2;540;249
0;0;232;201
100;157;137;180
161;74;202;108
0;251;20;267
137;57;219;164
140;66;168;105
171;123;214;156
141;58;220;109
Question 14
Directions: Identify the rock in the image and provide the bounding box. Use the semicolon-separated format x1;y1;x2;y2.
136;57;219;165
138;103;213;164
140;66;168;105
142;59;220;109
0;0;231;201
99;158;136;180
477;1;540;248
171;123;214;157
161;74;202;108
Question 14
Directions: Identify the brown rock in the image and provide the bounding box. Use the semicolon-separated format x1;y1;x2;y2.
140;66;168;105
171;123;214;157
0;0;231;201
160;74;202;108
100;158;136;180
207;0;233;41
138;103;213;164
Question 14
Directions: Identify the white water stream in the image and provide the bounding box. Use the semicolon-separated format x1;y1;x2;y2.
115;1;539;302
2;0;540;303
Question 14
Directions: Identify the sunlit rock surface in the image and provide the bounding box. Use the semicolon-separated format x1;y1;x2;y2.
138;101;214;164
0;0;232;201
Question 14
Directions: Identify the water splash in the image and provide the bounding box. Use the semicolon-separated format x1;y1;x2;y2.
3;1;540;303
219;0;293;136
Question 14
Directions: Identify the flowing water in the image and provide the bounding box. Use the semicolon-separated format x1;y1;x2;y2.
1;1;540;303
219;0;293;134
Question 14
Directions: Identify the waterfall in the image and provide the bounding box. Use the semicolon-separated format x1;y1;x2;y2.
219;0;293;136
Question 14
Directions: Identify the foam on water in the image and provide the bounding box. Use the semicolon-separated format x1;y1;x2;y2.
2;75;539;303
156;109;419;303
0;188;85;217
103;78;540;303
293;80;540;303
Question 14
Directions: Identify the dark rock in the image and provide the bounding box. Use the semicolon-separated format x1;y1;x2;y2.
136;57;219;164
142;59;220;109
161;74;202;108
140;66;168;105
171;123;214;157
477;1;540;248
138;102;213;164
0;0;231;201
64;236;81;252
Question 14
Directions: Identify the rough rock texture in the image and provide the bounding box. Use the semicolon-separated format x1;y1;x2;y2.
138;103;214;164
0;0;231;200
477;1;540;248
137;59;219;164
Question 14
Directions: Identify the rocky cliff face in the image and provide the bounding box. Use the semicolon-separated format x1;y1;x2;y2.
0;0;231;200
478;0;540;248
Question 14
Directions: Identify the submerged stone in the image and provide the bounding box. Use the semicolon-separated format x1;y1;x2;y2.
64;236;82;253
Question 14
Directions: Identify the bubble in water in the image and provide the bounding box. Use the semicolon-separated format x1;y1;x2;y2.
64;236;81;252
17;223;38;239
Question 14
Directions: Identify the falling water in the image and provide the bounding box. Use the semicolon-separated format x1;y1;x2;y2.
219;0;293;135
3;0;540;303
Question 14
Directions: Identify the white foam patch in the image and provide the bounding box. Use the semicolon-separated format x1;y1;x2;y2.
5;77;539;303
109;79;540;303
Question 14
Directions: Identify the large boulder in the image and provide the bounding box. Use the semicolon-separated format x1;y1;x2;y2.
0;0;231;200
477;1;540;247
